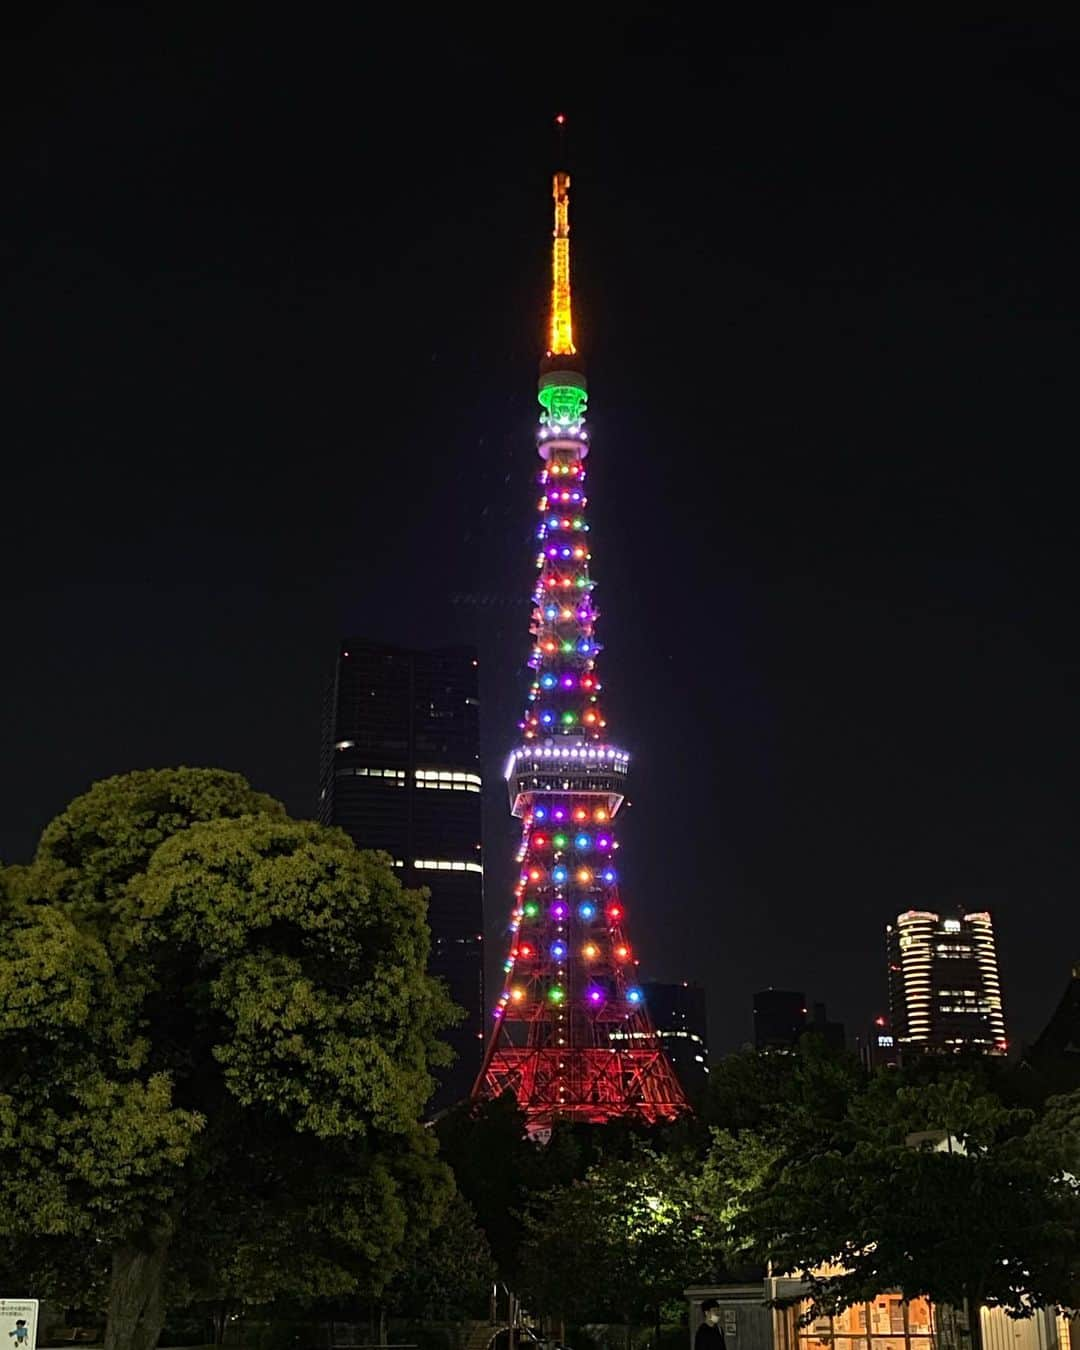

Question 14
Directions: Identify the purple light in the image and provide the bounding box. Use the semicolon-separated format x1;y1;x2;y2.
551;902;568;919
587;987;604;1005
553;808;566;821
561;675;574;688
597;836;611;849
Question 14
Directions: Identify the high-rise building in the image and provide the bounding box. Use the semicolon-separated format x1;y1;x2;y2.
642;982;710;1097
752;990;845;1053
807;1001;846;1051
1020;963;1080;1092
318;640;484;1108
753;989;808;1051
471;156;686;1132
887;909;1007;1056
859;1014;900;1071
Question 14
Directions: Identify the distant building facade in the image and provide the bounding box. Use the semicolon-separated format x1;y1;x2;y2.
753;990;846;1053
643;981;709;1096
807;1001;846;1051
887;909;1006;1056
1020;962;1080;1093
753;989;807;1051
318;640;484;1109
860;1014;901;1071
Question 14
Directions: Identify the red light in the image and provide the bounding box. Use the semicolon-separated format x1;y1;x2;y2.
519;943;534;958
555;114;566;125
608;904;622;920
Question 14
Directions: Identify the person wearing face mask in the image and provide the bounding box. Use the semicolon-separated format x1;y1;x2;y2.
695;1301;726;1350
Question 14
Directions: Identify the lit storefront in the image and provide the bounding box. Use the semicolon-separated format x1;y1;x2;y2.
685;1282;1072;1350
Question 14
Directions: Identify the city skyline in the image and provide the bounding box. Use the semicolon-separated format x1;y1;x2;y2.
3;11;1078;1058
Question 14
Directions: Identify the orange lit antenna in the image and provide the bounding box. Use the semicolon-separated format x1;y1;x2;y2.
549;115;575;358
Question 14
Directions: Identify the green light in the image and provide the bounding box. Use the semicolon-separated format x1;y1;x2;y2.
560;640;573;653
524;901;539;917
549;986;565;1003
538;383;588;423
553;834;568;849
538;368;588;424
561;711;576;725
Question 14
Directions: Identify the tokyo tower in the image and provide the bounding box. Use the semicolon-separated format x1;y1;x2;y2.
471;153;688;1131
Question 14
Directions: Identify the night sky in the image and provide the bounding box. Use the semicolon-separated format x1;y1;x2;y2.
4;9;1078;1056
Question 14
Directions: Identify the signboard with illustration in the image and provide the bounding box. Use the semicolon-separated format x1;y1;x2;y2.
0;1300;38;1350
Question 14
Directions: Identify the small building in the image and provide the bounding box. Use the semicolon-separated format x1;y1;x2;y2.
685;1280;1071;1350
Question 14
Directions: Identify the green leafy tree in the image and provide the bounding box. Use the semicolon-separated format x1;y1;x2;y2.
518;1143;721;1341
705;1073;1080;1350
386;1191;496;1321
0;769;457;1350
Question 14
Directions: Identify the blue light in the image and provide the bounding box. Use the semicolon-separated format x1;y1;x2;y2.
578;640;591;654
602;869;616;883
552;866;568;884
578;902;596;919
575;833;591;850
540;711;554;725
534;807;547;822
627;987;643;1005
551;942;567;960
541;674;557;688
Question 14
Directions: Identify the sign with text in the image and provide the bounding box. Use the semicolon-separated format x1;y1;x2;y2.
0;1300;38;1350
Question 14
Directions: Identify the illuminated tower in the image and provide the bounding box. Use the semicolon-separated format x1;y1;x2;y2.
472;156;687;1130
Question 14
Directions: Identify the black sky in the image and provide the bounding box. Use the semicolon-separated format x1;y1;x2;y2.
3;8;1078;1055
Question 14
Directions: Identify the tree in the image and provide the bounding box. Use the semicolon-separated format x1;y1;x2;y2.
386;1191;496;1321
0;769;457;1350
518;1142;722;1341
706;1073;1080;1350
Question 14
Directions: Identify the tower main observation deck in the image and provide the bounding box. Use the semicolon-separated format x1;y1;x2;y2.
471;162;687;1131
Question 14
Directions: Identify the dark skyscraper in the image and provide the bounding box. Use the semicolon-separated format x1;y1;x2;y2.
642;981;710;1097
318;641;484;1108
753;989;808;1050
888;909;1007;1057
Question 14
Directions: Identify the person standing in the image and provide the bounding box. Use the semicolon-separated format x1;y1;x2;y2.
695;1301;726;1350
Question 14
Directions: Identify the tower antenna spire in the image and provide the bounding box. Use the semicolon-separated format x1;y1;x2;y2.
548;114;575;359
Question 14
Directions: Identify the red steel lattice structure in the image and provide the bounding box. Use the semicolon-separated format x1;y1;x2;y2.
471;161;687;1132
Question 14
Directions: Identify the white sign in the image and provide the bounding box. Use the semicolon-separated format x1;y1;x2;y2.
0;1300;38;1350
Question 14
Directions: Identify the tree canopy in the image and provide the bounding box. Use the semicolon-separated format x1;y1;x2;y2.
705;1065;1080;1350
0;769;457;1350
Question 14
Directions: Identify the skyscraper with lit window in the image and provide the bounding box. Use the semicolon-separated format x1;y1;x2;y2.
318;640;484;1108
643;981;710;1097
887;909;1007;1056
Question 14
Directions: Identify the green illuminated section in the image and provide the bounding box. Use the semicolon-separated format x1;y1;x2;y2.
539;382;588;421
538;369;588;423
